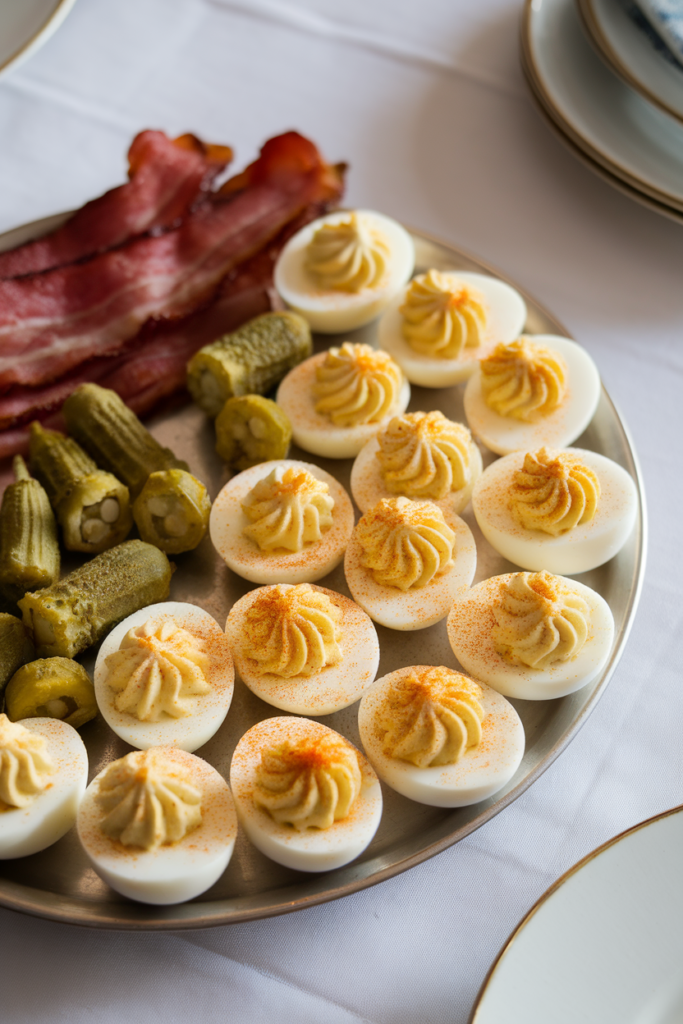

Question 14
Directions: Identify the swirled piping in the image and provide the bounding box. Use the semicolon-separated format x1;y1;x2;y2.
400;269;487;358
377;410;472;500
491;571;590;669
378;667;484;767
509;448;600;536
356;496;455;590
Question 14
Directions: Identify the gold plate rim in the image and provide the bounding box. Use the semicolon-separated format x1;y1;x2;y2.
520;39;683;224
0;0;79;81
468;802;683;1023
576;0;683;129
520;0;683;213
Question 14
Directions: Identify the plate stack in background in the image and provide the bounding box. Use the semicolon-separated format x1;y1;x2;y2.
521;0;683;222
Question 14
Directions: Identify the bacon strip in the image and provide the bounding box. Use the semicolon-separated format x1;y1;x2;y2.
0;132;233;279
0;133;342;393
0;197;334;460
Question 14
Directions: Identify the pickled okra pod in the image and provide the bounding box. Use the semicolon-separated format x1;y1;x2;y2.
215;394;292;471
29;423;133;554
18;540;173;659
63;383;188;498
0;456;60;603
187;312;312;417
133;469;211;554
0;613;34;706
5;658;96;729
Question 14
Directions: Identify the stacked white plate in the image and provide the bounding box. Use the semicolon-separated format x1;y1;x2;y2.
521;0;683;223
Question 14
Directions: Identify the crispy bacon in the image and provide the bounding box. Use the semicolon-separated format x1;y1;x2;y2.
0;132;343;394
0;131;233;279
0;196;334;461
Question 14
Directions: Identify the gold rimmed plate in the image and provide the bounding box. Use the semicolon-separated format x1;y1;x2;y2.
0;0;78;82
577;0;683;127
521;0;683;215
520;39;683;224
0;214;646;929
470;804;683;1023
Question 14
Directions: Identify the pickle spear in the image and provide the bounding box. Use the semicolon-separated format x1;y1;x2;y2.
133;469;211;554
215;394;292;471
0;613;34;707
63;383;188;498
18;540;173;659
0;456;60;603
187;311;312;417
29;423;133;554
5;658;97;729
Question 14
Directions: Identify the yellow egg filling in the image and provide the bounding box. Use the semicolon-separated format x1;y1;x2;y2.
0;714;54;810
304;212;391;292
95;748;202;851
241;465;334;552
313;342;403;428
400;269;487;359
481;338;568;421
242;584;343;678
491;571;590;669
376;666;484;767
376;410;472;500
509;448;601;536
104;619;211;722
253;733;362;831
355;496;456;591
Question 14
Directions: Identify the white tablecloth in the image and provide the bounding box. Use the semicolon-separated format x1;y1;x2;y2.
1;1;682;1021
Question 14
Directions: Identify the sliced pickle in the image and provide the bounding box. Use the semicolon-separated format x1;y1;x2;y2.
187;312;312;417
0;613;34;707
63;383;188;498
215;394;292;471
18;540;173;659
29;423;133;554
0;456;60;603
5;658;97;729
133;470;211;554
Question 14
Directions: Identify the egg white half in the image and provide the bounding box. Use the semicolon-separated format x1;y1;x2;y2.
276;352;411;460
77;746;237;905
463;335;601;456
447;573;615;700
344;507;477;630
0;718;88;859
274;210;415;333
350;431;483;516
225;584;380;716
358;666;525;807
94;601;234;754
471;448;638;575
210;459;354;584
230;716;382;873
377;271;527;387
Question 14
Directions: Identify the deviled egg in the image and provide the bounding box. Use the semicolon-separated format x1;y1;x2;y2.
447;571;614;699
230;716;382;872
344;496;477;630
274;209;415;333
210;459;354;584
358;665;524;807
471;446;638;575
0;714;88;859
276;342;410;459
350;410;483;516
377;269;526;387
463;336;601;455
77;746;237;904
94;601;234;753
225;583;380;715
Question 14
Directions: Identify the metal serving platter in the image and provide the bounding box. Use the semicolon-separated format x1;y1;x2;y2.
0;216;647;929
